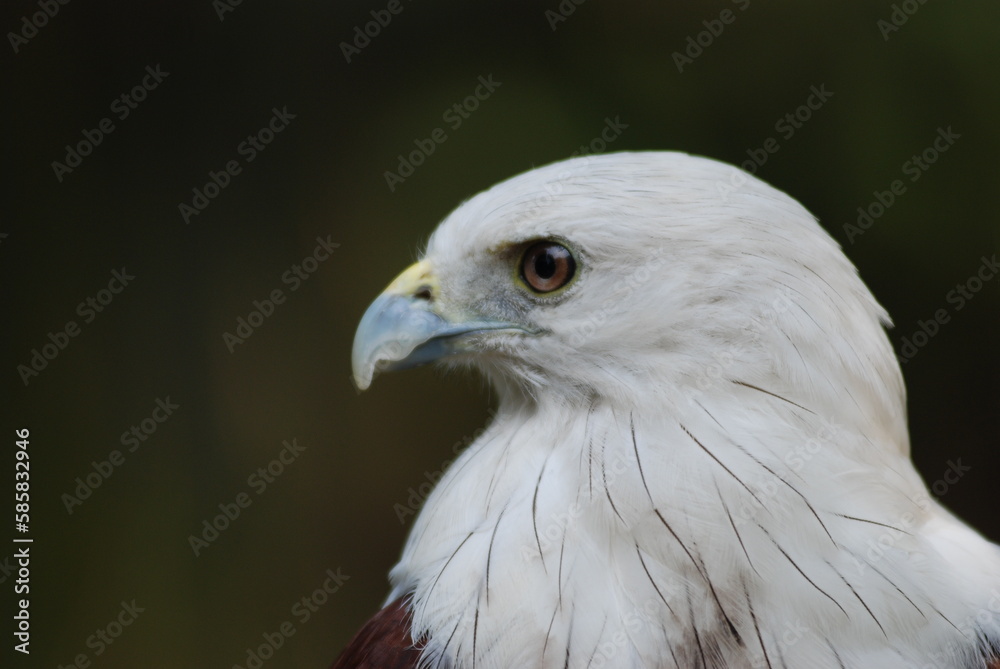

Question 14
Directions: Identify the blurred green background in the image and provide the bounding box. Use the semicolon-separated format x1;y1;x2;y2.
4;1;998;667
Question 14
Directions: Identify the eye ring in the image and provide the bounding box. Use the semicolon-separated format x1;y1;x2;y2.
520;241;576;293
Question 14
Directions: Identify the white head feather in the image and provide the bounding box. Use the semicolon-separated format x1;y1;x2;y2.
368;152;1000;668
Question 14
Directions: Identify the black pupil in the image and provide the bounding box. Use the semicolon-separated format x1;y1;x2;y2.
534;249;557;279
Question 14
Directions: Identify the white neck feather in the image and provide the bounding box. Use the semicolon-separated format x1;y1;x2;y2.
389;375;1000;668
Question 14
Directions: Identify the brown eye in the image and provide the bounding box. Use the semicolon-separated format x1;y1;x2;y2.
521;242;576;293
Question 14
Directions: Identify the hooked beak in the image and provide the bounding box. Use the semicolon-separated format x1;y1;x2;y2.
351;260;529;390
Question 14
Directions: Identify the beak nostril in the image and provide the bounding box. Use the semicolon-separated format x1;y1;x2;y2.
414;286;433;301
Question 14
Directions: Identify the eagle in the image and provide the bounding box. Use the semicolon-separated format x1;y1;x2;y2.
337;151;1000;668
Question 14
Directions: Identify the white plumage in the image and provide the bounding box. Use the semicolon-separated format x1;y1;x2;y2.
352;151;1000;668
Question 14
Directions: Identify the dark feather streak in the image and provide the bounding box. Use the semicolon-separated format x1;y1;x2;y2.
744;579;772;669
485;506;507;606
558;533;567;611
633;415;741;645
532;463;548;572
541;605;559;660
825;637;847;669
746;452;836;546
715;479;760;576
731;379;815;414
835;513;910;535
687;586;708;669
860;556;927;619
602;438;626;524
680;423;767;509
427;532;474;603
472;607;479;669
757;524;848;618
828;560;888;639
635;543;676;617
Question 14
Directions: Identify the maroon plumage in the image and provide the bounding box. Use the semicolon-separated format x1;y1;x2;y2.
330;597;421;669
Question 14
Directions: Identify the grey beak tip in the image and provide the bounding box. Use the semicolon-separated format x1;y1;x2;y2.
352;293;449;390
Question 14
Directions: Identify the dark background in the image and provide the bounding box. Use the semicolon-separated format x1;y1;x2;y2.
4;1;998;667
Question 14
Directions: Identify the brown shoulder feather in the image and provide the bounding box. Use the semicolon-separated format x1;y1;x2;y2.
330;597;422;669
